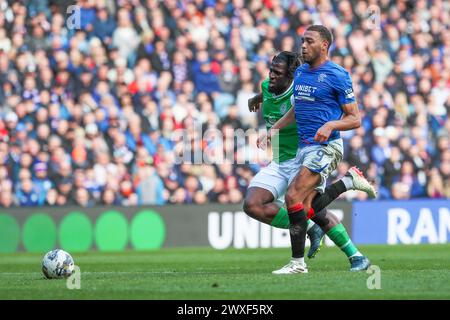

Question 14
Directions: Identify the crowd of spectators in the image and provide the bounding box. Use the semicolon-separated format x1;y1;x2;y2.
0;0;448;208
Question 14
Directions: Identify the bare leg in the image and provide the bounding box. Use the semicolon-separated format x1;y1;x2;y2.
243;187;280;225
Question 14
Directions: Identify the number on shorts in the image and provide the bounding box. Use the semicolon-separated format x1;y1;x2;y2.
315;149;325;162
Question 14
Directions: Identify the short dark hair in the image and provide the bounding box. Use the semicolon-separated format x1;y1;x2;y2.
306;25;333;50
272;51;303;78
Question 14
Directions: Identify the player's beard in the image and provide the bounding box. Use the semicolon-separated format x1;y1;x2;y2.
303;49;320;65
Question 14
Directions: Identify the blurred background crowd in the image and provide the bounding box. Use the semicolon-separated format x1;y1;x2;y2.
0;0;449;207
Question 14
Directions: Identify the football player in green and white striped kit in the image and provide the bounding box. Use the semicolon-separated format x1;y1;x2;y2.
243;51;377;269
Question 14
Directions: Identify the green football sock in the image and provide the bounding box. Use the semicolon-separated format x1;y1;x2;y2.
326;223;360;258
271;207;290;229
271;207;311;230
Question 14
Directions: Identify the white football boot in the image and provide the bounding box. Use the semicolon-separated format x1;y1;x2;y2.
346;166;378;199
272;260;308;274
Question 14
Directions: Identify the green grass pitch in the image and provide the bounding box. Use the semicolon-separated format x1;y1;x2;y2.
0;244;449;300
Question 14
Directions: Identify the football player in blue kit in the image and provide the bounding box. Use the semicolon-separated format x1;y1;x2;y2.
262;25;376;274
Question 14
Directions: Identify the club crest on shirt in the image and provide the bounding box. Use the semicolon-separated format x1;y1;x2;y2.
280;103;287;114
318;73;327;82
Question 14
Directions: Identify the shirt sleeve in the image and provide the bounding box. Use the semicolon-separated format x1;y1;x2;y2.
290;94;294;107
334;70;356;106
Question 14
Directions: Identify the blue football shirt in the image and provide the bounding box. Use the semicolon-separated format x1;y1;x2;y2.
291;60;356;146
